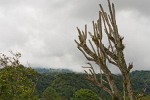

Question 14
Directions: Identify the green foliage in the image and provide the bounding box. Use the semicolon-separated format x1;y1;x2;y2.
36;73;56;98
35;70;150;100
131;71;150;94
1;66;150;100
74;89;99;100
0;65;38;100
50;73;103;99
42;86;60;100
51;76;75;99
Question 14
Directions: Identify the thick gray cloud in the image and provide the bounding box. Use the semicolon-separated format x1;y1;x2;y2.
0;0;149;73
116;0;150;16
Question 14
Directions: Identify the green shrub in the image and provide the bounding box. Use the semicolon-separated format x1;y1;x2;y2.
42;86;61;100
74;89;99;100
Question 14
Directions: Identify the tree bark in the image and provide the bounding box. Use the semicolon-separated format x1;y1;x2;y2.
98;62;122;100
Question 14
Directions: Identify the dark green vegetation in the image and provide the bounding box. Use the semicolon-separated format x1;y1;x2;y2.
74;89;99;100
0;67;150;100
42;86;61;100
35;68;150;100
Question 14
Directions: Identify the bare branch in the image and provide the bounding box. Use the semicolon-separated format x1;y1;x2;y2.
89;40;97;55
75;0;137;99
0;51;21;67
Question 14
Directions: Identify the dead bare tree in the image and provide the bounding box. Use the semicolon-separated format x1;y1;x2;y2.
75;0;140;100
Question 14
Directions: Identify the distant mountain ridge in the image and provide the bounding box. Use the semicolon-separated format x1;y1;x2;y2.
34;68;73;74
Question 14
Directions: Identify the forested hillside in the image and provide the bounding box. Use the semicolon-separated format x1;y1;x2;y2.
34;68;150;100
0;66;149;100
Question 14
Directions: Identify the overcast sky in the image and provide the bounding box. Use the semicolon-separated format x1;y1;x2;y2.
0;0;150;73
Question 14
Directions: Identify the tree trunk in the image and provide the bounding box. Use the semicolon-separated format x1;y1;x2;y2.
123;73;136;100
98;63;122;100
